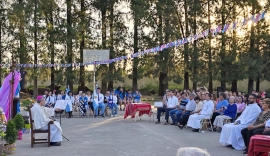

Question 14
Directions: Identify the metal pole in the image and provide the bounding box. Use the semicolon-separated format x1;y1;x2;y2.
93;61;96;92
10;52;15;120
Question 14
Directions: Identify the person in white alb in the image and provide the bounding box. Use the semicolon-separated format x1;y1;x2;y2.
219;94;261;150
187;93;214;132
45;91;55;108
31;95;62;146
108;90;118;117
155;90;178;125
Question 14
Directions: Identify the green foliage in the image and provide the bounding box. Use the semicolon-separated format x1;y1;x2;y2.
168;84;183;91
139;83;158;95
13;114;25;131
5;120;18;145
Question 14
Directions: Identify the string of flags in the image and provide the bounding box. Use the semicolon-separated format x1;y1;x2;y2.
0;11;265;68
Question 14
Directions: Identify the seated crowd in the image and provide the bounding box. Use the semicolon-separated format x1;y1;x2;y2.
42;87;142;118
154;88;270;155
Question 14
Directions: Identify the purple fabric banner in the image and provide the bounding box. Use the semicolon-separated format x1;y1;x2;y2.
0;72;21;120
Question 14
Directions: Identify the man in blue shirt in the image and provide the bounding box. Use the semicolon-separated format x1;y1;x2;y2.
169;93;189;125
211;92;229;124
133;89;141;103
118;87;126;111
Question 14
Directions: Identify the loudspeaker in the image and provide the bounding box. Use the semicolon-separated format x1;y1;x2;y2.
217;87;224;98
20;71;27;90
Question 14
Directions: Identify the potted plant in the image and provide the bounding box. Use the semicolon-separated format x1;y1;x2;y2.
3;120;17;155
24;120;30;130
13;115;24;140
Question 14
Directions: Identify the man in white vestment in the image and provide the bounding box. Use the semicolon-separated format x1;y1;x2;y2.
187;93;214;132
31;95;63;146
219;94;261;150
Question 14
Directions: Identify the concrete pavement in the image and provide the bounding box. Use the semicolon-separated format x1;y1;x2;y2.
14;111;243;156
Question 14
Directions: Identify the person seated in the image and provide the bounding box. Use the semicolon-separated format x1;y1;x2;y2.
78;92;88;117
108;90;118;117
86;91;93;112
169;93;190;126
176;147;210;156
219;94;261;150
187;93;214;132
31;95;62;146
236;96;245;118
45;91;55;108
118;87;126;111
133;89;142;103
213;96;237;132
211;92;228;125
178;96;203;129
261;118;270;136
241;98;270;154
94;87;106;118
155;90;178;125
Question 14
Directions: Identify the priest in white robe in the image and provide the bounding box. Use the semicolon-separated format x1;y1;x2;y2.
187;93;214;132
219;94;261;150
31;95;63;146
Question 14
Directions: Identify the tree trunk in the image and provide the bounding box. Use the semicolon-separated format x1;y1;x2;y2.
132;6;138;92
19;0;26;89
231;80;237;92
49;0;55;91
66;0;73;91
107;1;114;91
220;0;226;90
256;78;260;92
192;0;198;91
183;0;189;90
207;0;212;93
248;79;254;94
248;1;255;94
79;0;85;90
33;0;38;98
184;72;189;90
158;72;168;96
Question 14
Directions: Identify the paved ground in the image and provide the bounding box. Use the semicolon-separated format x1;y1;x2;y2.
14;110;244;156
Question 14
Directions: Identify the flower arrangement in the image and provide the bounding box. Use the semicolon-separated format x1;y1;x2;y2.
21;98;34;111
0;108;7;141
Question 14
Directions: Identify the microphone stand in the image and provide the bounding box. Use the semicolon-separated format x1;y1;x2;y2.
56;109;69;141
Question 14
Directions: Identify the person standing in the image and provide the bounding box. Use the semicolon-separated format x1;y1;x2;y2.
62;91;74;118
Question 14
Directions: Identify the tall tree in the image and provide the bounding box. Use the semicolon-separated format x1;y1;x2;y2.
66;0;73;91
79;0;86;89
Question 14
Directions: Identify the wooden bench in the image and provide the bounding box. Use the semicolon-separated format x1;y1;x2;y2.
29;106;53;148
